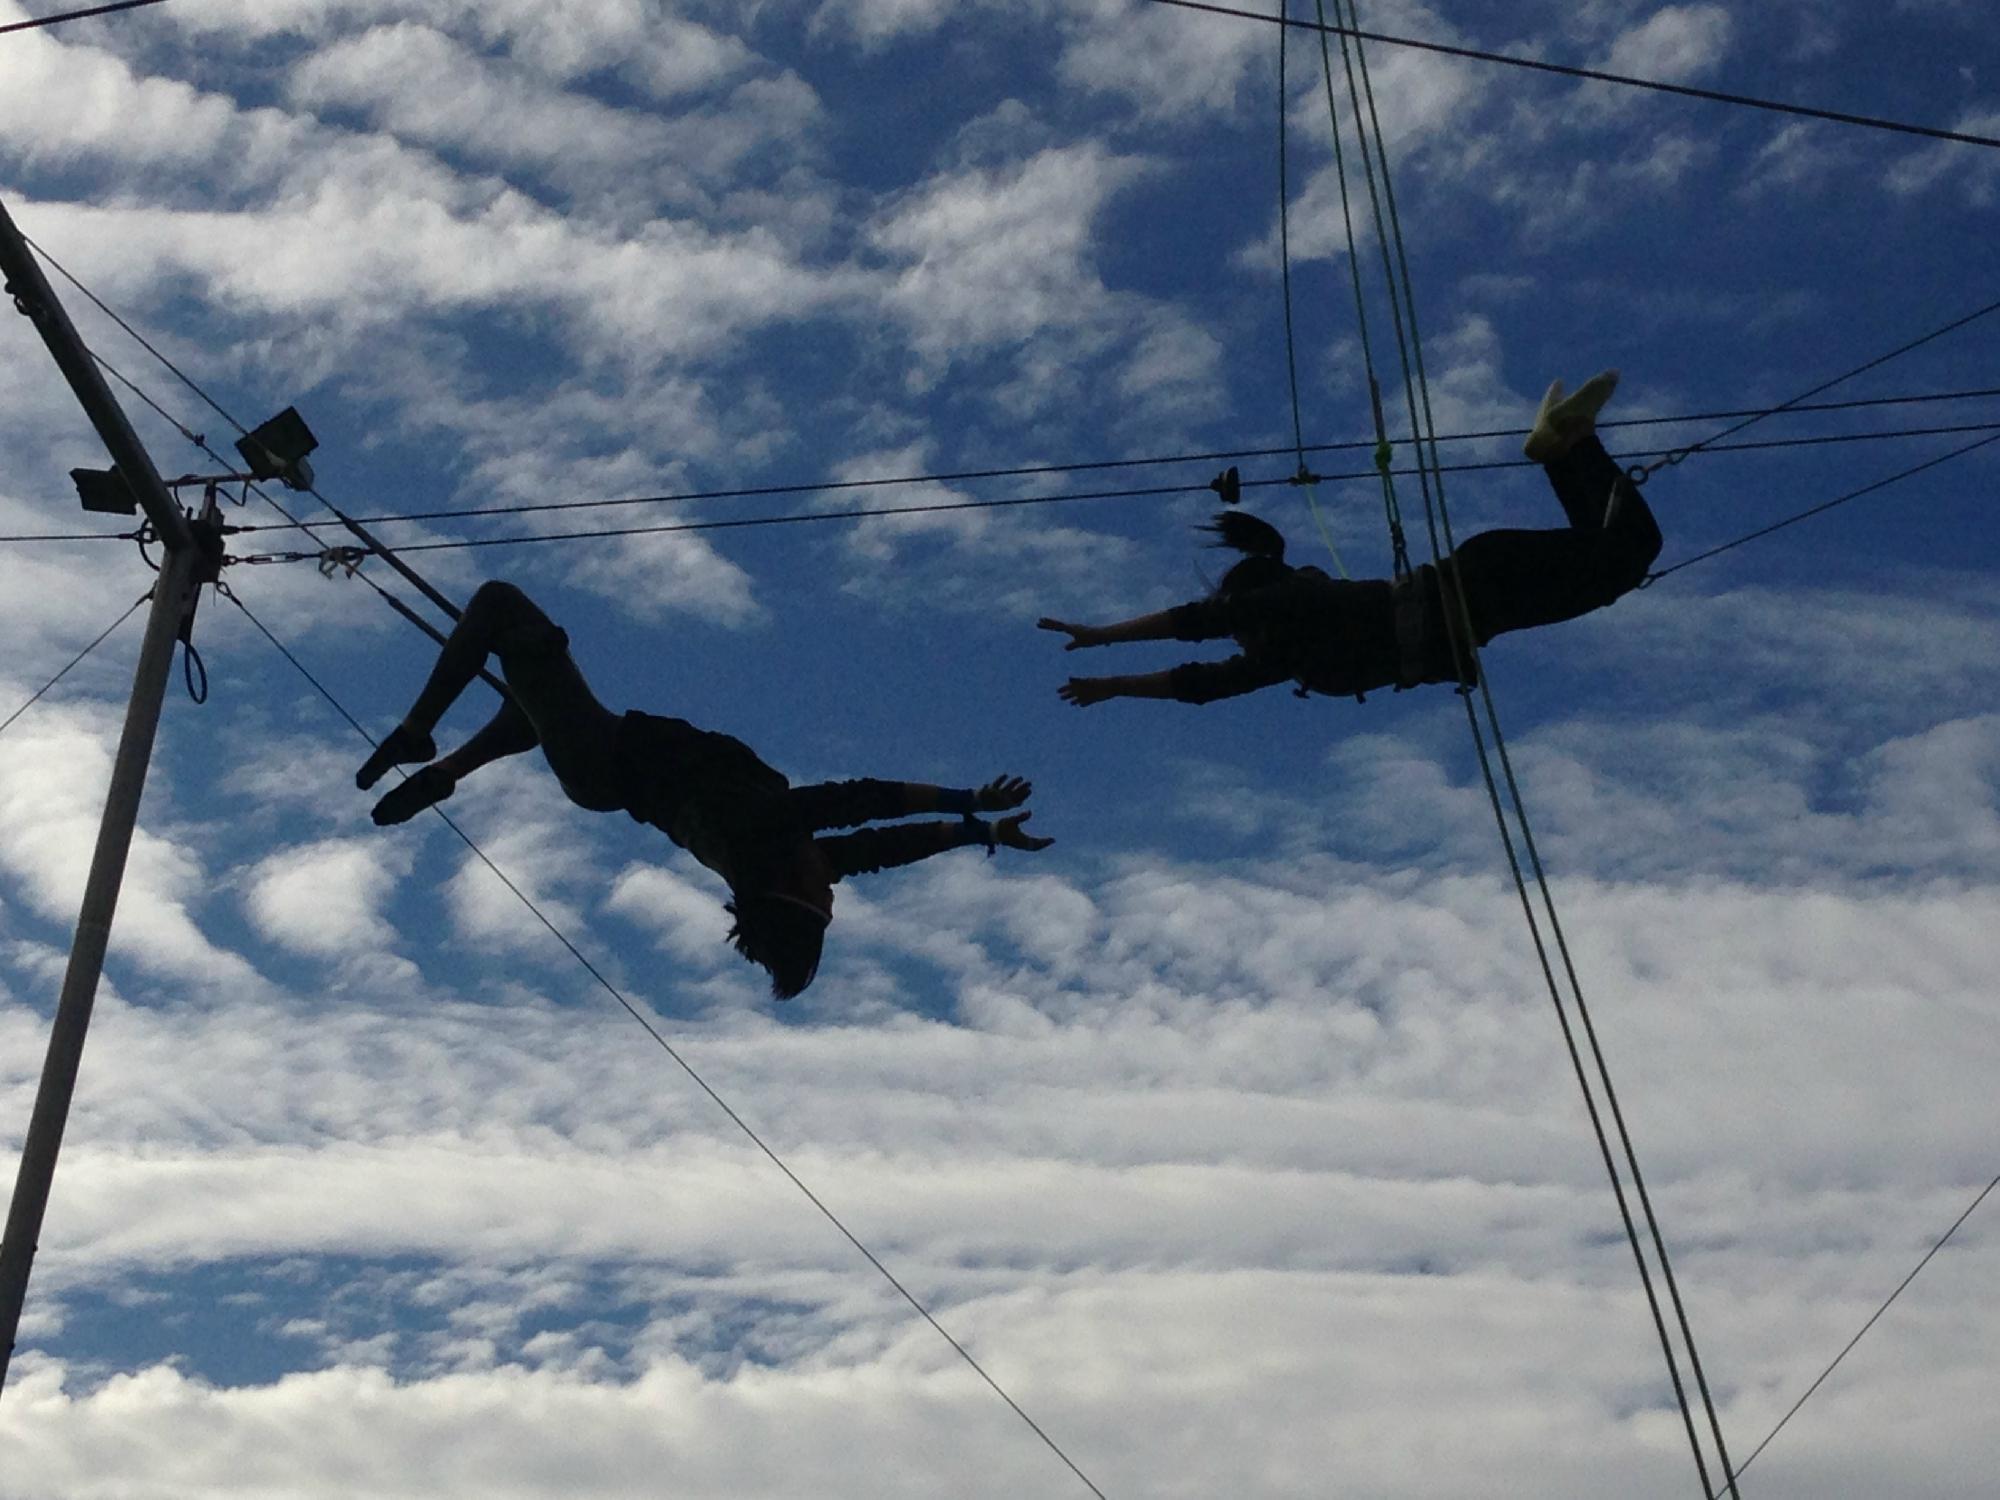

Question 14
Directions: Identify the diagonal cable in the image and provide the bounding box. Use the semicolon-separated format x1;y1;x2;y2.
1648;429;2000;583
1711;1172;2000;1494
1140;0;2000;152
0;0;166;37
1331;0;1736;1489
219;585;1110;1500
0;590;150;740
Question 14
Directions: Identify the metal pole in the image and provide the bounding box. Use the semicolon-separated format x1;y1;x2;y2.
0;196;189;550
0;194;200;1396
0;548;198;1392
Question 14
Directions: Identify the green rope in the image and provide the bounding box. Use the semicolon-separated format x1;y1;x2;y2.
1331;3;1744;1495
1312;0;1407;577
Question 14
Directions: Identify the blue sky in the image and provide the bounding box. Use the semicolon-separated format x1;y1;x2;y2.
1;2;1997;1496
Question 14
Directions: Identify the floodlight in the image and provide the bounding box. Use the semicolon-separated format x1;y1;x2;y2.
234;406;318;491
71;467;138;515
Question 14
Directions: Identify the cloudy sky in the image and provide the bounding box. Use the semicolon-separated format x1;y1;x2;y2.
2;1;1997;1496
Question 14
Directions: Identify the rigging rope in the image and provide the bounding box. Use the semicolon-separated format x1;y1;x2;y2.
1141;0;2000;153
1630;296;2000;485
212;419;2000;565
219;583;1111;1500
1311;0;1406;577
1711;1170;2000;1495
0;589;149;741
0;0;166;37
1647;428;2000;583
1274;0;1348;577
196;386;2000;534
1324;2;1739;1492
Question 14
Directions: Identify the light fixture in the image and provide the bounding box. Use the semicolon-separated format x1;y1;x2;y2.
71;466;138;515
234;406;318;491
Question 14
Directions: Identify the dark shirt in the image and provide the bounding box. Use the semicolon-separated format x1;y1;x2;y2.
612;712;983;888
1162;564;1470;704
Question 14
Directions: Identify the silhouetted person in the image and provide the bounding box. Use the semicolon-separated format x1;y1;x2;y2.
358;584;1051;997
1041;372;1659;706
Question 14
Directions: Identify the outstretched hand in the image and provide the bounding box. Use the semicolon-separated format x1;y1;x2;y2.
1057;677;1117;708
976;774;1034;811
1038;617;1104;651
993;811;1053;852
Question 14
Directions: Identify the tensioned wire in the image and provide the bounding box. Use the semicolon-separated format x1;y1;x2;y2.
1311;0;1408;576
0;0;166;38
11;416;2000;557
32;219;1999;535
1321;1;1738;1492
212;418;2000;563
1140;0;2000;153
1705;1171;2000;1496
217;583;1112;1500
0;589;150;740
1274;0;1348;577
22;229;2000;583
205;389;2000;532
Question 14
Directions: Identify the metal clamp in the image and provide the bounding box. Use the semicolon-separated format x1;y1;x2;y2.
317;545;369;578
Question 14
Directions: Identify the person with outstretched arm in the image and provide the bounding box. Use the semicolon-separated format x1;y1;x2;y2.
358;583;1051;998
1042;372;1661;707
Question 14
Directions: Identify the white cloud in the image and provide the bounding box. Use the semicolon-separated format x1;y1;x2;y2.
1057;1;1266;121
1884;110;2000;204
244;836;412;956
605;859;733;965
0;703;256;984
869;143;1152;369
286;22;817;215
1600;4;1735;82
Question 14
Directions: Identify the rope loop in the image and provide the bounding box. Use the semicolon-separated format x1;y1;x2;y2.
133;520;161;573
180;638;208;704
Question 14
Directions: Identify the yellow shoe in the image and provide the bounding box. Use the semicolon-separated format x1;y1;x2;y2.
1523;369;1620;462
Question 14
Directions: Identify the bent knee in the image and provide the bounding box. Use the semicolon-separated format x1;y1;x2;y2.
468;579;533;617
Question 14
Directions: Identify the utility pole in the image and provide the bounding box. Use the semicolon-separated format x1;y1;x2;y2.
0;196;209;1396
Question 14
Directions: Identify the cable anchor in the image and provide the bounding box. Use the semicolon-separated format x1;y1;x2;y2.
317;545;369;579
1627;448;1689;486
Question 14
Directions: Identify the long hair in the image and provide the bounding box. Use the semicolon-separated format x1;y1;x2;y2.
1198;510;1292;597
725;896;827;1000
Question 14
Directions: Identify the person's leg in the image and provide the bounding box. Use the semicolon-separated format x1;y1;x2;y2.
357;580;557;789
1448;499;1662;644
369;698;541;826
365;582;628;823
1443;371;1664;643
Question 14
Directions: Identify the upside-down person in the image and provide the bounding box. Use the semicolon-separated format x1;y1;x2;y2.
1039;371;1661;707
356;583;1052;998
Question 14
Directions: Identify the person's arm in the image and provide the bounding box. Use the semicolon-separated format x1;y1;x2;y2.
785;774;1035;832
1058;655;1288;707
818;812;1052;881
1038;598;1228;649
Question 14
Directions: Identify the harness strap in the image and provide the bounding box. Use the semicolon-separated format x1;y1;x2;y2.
1391;568;1477;690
